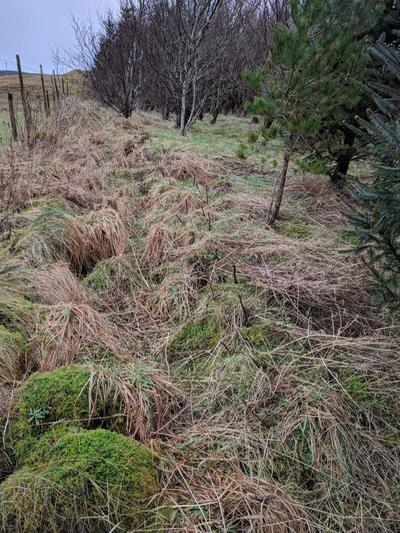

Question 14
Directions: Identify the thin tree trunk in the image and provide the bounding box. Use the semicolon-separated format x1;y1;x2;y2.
267;150;290;226
180;85;187;135
331;128;356;186
162;106;169;120
210;109;219;124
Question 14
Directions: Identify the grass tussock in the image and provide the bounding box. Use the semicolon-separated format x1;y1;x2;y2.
0;325;27;385
37;302;128;370
0;100;399;532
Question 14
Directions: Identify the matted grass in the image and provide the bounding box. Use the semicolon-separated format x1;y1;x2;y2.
0;99;399;531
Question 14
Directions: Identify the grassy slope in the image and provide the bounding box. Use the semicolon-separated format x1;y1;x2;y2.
0;100;399;531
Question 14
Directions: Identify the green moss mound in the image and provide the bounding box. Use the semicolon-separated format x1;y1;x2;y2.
9;366;91;459
0;426;159;532
8;365;129;461
6;365;129;463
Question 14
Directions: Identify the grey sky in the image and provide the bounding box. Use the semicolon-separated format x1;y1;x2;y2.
0;0;120;74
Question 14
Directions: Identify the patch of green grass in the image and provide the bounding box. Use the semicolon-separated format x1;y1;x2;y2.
276;220;313;239
84;261;112;294
0;291;36;330
170;316;221;353
339;230;358;247
0;325;27;384
0;325;27;355
0;111;11;150
239;321;287;350
149;115;255;158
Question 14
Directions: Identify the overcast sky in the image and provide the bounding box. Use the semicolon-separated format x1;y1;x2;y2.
0;0;120;74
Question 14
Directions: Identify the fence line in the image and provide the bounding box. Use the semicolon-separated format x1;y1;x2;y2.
2;54;70;146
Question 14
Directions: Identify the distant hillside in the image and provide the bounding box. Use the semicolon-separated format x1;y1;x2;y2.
0;71;38;77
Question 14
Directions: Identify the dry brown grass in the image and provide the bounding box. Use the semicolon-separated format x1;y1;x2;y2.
1;99;399;532
89;363;187;442
36;302;129;371
159;424;312;531
34;263;91;305
84;208;126;263
143;223;172;267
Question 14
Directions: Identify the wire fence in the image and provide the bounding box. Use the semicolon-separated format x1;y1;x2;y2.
0;55;73;148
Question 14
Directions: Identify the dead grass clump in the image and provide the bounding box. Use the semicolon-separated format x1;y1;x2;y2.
216;231;381;334
176;193;205;214
105;187;131;221
160;426;311;531
0;326;28;385
36;302;129;371
167;156;215;186
34;263;91;305
83;208;126;265
286;174;329;198
143;223;172;267
11;207;87;271
13;206;127;273
90;362;186;441
137;132;150;145
121;118;139;130
123;138;136;156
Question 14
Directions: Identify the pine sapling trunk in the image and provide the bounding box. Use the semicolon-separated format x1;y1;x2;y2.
331;128;356;187
266;149;290;226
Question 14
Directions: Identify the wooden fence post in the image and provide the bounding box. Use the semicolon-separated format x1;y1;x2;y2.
46;90;51;115
7;92;18;141
40;65;50;117
16;54;31;141
52;71;60;102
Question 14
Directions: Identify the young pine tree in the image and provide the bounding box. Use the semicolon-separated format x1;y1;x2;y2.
350;42;400;312
246;0;380;225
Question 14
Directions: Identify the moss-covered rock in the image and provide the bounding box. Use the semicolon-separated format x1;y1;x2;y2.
0;325;27;384
0;426;159;532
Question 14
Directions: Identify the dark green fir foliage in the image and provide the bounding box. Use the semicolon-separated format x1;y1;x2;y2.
245;0;380;225
350;43;400;312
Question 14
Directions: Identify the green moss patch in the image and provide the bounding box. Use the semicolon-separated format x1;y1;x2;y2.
0;426;159;532
239;321;287;350
170;316;221;353
8;365;134;462
276;220;312;239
